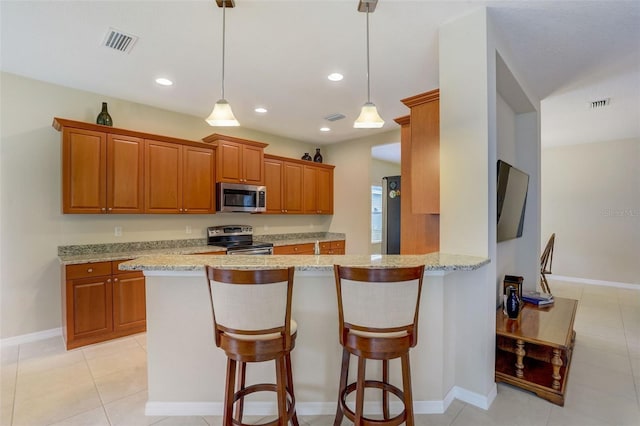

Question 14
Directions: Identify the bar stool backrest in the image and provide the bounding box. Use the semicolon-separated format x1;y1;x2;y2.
205;266;295;348
334;265;425;347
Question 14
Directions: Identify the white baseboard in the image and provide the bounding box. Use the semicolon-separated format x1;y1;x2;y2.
0;327;62;347
551;275;639;290
145;388;495;417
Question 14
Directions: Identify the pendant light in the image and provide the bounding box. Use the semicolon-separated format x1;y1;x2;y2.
354;0;384;129
205;0;239;126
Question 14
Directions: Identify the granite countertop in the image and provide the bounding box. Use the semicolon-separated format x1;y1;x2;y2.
58;232;347;265
118;252;490;273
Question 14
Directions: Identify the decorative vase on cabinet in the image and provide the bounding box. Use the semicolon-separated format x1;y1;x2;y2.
301;153;312;161
506;286;520;319
313;148;323;163
96;102;113;126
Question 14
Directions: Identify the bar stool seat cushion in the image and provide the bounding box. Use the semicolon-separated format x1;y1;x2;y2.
348;329;408;339
224;320;298;341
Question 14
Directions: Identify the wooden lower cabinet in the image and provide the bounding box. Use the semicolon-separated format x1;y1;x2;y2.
63;260;146;349
273;243;316;255
319;240;345;254
274;240;345;255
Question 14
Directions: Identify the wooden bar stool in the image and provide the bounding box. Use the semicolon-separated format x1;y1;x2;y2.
333;265;425;426
205;266;299;426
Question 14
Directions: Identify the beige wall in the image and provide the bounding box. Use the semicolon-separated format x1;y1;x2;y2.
0;72;382;339
541;139;640;285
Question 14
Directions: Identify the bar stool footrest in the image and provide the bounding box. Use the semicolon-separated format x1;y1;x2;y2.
339;380;407;426
232;383;296;426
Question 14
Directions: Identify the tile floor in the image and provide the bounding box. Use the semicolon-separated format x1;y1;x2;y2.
1;279;639;426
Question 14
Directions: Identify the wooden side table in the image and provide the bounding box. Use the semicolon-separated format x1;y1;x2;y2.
495;297;577;406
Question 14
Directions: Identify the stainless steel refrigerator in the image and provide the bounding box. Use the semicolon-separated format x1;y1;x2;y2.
381;176;401;254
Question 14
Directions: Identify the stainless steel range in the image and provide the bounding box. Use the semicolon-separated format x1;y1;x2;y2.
207;225;273;255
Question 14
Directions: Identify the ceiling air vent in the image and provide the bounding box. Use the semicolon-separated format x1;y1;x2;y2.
325;113;346;122
588;98;611;109
102;28;138;53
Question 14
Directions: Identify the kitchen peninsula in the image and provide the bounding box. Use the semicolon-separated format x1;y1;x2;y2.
119;252;495;416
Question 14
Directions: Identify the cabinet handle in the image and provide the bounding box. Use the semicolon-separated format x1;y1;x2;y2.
87;268;93;273
108;207;113;211
114;278;119;282
184;208;188;212
107;278;111;283
101;208;106;212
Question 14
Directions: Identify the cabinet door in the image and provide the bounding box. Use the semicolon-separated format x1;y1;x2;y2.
182;146;215;213
68;276;113;341
113;272;146;333
410;95;439;214
62;128;106;213
283;162;304;214
145;140;182;213
302;166;318;214
316;167;333;214
242;145;264;184
107;134;144;213
264;158;284;213
216;140;242;183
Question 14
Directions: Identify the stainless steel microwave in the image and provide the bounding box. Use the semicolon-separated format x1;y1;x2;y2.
216;183;266;213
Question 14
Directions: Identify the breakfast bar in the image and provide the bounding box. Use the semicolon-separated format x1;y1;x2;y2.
119;253;494;417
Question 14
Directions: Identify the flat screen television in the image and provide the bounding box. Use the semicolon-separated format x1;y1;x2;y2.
497;160;529;242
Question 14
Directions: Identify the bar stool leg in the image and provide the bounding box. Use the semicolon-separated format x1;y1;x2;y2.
382;359;390;420
275;355;288;426
234;362;246;422
401;353;414;426
355;356;367;425
223;358;237;426
334;347;350;426
285;353;299;426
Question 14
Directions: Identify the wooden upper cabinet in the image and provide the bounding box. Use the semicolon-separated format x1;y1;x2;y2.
62;127;107;213
201;134;267;184
182;146;215;213
145;139;182;213
264;156;304;214
316;167;333;214
401;90;440;214
60;127;144;214
145;140;215;214
107;134;144;213
303;164;334;214
264;157;284;213
283;161;304;214
54;118;212;215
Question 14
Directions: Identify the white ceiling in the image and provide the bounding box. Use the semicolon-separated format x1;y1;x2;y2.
2;0;639;159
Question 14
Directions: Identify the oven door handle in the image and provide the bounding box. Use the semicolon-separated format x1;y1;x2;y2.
227;247;273;255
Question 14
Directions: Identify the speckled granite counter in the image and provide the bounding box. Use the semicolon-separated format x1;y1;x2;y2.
118;252;489;273
58;232;347;265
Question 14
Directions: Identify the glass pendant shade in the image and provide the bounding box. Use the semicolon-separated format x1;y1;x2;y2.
354;102;384;128
205;99;239;126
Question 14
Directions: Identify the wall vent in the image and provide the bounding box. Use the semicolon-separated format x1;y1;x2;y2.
324;113;346;122
102;28;138;53
588;98;611;109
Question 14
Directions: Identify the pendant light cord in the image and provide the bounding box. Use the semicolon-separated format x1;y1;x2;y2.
221;1;226;100
366;3;371;104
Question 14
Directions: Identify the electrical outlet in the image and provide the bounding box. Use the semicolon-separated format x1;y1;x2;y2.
186;225;192;234
114;226;122;237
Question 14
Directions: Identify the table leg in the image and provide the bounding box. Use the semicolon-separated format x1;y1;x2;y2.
515;339;525;378
551;349;563;390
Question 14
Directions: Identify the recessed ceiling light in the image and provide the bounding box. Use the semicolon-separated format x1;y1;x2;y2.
320;127;331;132
328;73;343;82
255;107;268;113
155;78;173;86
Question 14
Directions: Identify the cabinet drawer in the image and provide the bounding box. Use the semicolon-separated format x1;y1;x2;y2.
320;240;345;254
65;262;112;280
273;243;315;255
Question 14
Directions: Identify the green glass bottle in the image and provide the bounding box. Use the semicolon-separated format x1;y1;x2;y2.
96;102;113;126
